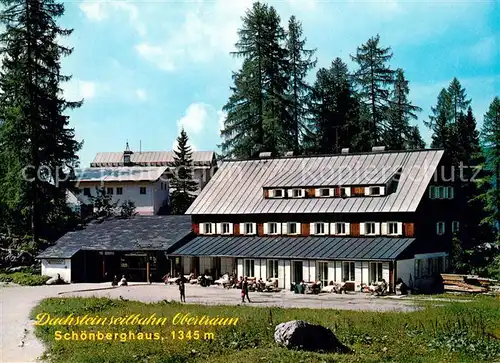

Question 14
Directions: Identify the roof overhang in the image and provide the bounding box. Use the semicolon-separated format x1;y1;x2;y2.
168;236;417;261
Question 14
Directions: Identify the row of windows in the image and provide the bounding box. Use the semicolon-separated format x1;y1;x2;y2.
82;186;147;197
436;221;459;235
429;186;454;199
243;259;385;283
268;186;384;199
199;222;403;236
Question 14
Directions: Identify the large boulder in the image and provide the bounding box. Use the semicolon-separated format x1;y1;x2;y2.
274;320;350;353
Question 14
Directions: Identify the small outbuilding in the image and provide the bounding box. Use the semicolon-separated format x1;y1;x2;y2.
37;215;193;283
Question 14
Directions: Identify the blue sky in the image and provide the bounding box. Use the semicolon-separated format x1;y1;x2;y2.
60;0;499;166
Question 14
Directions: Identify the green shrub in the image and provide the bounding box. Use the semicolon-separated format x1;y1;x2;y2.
0;272;50;285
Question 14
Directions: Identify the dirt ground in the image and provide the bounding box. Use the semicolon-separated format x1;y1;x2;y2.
0;282;418;363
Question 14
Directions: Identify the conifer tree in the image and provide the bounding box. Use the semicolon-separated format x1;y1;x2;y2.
306;58;360;154
0;0;82;243
285;15;316;152
478;97;500;237
426;88;454;150
170;129;198;215
351;34;395;147
386;69;422;150
448;77;471;124
406;126;426;149
220;2;290;158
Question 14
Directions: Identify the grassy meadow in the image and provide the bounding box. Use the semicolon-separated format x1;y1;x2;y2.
32;295;500;363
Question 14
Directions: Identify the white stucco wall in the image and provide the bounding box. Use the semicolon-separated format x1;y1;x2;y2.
41;258;71;282
76;180;169;215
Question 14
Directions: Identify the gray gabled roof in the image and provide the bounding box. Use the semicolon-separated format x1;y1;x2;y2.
37;216;192;259
75;166;168;183
186;149;444;215
264;164;402;188
169;236;416;261
91;151;215;167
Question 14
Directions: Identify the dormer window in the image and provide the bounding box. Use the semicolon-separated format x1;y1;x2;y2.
124;154;131;164
340;187;350;197
319;188;331;197
269;189;285;198
366;186;384;196
289;188;305;198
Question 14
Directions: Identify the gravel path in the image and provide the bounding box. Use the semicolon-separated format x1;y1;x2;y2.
0;282;419;363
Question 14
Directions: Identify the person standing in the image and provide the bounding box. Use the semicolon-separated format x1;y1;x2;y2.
179;275;186;302
241;276;251;303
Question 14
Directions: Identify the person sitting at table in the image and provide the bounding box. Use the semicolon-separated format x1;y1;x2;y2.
119;275;128;286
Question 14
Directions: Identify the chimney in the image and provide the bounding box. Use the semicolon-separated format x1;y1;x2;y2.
258;152;272;159
372;146;386;152
341;148;349;154
284;151;294;157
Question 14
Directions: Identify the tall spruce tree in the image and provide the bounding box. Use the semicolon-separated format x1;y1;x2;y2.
220;59;263;158
426;88;454;150
0;0;82;243
306;58;360;154
284;15;316;152
351;34;395;147
170;129;198;215
386;69;422;150
406;126;426;149
448;78;471;124
478;97;500;238
220;2;290;158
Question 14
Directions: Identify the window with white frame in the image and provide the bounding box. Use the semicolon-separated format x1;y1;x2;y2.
370;262;383;282
202;223;213;234
319;188;331;197
268;259;279;279
244;259;255;277
291;188;305;198
221;223;231;234
343;261;355;281
312;222;327;235
270;189;285;198
436;222;445;235
268;222;279;234
365;222;377;235
335;222;347;235
387;222;399;235
244;223;255;235
287;222;300;235
116;187;123;195
368;186;382;196
452;221;459;233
